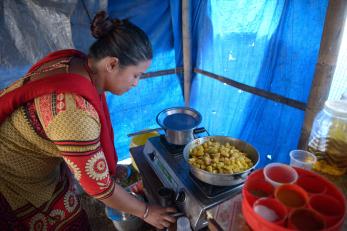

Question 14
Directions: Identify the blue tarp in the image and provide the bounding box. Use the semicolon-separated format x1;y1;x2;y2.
190;0;328;166
108;0;184;160
107;0;328;164
0;0;328;165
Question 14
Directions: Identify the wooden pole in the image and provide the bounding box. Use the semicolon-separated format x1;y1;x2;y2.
299;0;347;149
182;0;192;106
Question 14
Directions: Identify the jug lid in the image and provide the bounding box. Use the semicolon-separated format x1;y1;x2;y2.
324;100;347;117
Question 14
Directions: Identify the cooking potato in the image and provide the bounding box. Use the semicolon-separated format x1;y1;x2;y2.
188;139;253;174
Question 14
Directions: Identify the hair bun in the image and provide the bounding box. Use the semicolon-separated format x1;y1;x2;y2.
113;19;124;27
90;11;114;39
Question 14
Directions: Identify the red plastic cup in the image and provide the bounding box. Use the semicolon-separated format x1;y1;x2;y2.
296;176;326;195
288;208;326;230
243;179;275;206
308;194;345;227
264;163;298;187
275;184;309;211
253;197;288;225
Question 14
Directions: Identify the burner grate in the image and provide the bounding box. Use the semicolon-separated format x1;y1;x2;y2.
143;136;244;231
159;135;185;157
189;172;242;198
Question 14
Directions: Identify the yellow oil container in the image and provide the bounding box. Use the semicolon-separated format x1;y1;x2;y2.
130;130;159;172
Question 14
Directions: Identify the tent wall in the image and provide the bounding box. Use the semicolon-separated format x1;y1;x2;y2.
0;0;107;89
189;0;328;166
0;0;334;164
107;1;185;160
0;0;185;160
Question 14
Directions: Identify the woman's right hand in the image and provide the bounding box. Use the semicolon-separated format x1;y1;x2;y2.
144;204;177;229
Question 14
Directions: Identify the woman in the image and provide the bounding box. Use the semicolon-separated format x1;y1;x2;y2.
0;11;176;230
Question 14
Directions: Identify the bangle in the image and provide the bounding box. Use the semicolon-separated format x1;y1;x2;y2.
143;204;150;219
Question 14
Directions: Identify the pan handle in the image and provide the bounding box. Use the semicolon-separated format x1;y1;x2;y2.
233;168;255;181
193;127;210;137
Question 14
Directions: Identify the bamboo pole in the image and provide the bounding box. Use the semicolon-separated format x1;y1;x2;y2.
299;0;347;149
141;67;183;79
182;0;192;106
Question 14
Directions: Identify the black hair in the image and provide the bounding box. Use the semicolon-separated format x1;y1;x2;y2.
89;11;152;67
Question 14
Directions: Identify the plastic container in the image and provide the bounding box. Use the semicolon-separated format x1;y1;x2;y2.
243;178;274;206
177;216;192;231
308;100;347;176
289;150;317;170
253;198;287;225
242;167;346;231
274;184;309;211
288;208;326;230
309;194;345;227
296;176;326;195
130;130;159;171
263;163;298;187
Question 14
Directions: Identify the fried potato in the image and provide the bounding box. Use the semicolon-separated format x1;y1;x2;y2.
188;139;253;174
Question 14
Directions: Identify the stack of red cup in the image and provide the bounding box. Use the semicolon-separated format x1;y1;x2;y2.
241;163;346;231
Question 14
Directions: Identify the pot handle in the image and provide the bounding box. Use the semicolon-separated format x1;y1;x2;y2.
193;127;210;137
234;168;255;181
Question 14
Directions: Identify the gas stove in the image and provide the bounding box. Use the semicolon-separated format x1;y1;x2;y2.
143;135;243;230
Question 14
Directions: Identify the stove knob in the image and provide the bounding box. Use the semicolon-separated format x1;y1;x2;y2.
176;190;186;203
148;151;156;161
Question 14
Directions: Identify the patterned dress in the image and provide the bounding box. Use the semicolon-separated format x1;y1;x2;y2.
0;51;116;230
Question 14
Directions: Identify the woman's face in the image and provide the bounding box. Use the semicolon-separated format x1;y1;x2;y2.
100;58;151;95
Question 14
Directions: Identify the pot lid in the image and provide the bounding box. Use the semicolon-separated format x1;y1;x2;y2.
156;107;202;131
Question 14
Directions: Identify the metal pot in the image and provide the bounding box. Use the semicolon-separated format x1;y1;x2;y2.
183;136;259;186
156;107;203;145
105;192;145;231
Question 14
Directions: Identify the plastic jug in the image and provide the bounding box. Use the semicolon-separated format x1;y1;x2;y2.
308;100;347;175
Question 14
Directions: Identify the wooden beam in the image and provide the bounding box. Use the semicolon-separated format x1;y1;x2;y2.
194;68;306;110
140;67;183;79
298;0;347;149
182;0;192;106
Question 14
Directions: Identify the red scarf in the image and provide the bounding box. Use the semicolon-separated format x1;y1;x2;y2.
0;49;117;175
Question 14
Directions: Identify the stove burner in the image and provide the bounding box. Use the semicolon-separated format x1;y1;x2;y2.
189;172;242;198
159;135;185;157
142;136;244;230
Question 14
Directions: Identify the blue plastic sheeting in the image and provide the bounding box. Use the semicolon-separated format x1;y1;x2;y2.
0;66;30;90
0;1;329;164
192;74;304;166
190;0;328;167
108;0;185;160
107;74;184;160
0;0;104;89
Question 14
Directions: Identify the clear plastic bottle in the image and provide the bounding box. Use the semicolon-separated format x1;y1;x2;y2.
308;100;347;176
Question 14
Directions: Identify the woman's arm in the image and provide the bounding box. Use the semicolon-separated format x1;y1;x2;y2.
38;93;176;229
